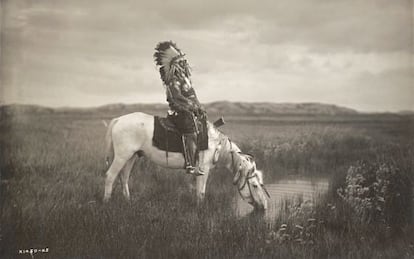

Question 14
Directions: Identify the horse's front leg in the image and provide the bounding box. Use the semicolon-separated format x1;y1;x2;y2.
195;172;209;205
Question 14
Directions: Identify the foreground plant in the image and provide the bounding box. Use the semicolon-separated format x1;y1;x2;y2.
337;160;412;231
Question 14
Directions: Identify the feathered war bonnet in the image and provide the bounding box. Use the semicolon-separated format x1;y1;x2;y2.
154;41;191;86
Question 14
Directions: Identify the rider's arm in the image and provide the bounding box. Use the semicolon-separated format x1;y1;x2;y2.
167;82;196;111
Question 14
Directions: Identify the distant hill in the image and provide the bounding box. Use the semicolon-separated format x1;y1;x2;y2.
205;101;358;115
0;104;55;117
0;101;360;117
398;110;414;115
93;101;360;116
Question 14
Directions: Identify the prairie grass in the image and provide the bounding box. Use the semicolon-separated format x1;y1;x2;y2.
0;111;413;258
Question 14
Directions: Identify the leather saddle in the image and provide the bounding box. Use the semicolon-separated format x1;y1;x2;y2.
152;115;208;153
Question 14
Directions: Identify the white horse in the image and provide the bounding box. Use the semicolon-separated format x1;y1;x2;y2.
103;112;268;210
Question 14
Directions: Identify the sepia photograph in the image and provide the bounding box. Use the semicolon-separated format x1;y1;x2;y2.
0;0;413;258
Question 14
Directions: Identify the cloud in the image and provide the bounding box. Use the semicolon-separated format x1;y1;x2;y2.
1;0;412;111
7;0;411;53
142;0;413;53
252;1;412;53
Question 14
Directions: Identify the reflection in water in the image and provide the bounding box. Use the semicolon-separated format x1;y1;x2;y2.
235;177;329;220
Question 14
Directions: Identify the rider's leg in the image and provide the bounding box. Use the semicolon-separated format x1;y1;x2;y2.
174;110;203;175
183;132;198;174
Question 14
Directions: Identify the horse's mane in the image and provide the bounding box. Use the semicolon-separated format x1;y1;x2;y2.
207;121;241;153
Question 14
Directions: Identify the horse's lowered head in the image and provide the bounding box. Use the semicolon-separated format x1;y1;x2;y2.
195;122;269;210
233;153;269;210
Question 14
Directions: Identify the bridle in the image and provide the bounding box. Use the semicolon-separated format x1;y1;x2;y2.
237;166;259;200
233;158;271;200
224;137;271;201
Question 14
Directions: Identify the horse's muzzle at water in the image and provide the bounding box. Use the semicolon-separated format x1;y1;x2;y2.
103;112;268;210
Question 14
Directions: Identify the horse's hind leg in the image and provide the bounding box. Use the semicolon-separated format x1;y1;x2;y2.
120;155;137;201
104;155;129;202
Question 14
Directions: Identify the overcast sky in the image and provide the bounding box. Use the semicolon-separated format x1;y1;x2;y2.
1;0;413;112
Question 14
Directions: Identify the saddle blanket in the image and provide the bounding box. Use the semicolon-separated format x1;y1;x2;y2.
152;115;208;153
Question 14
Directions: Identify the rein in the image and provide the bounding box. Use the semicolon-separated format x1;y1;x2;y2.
224;136;270;200
226;137;259;201
213;133;270;204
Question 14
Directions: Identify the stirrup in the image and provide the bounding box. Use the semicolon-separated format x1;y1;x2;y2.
186;166;205;176
186;166;196;175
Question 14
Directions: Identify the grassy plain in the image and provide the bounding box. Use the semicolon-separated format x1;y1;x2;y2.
0;109;413;258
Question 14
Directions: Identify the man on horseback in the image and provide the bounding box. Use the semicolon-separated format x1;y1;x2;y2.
154;41;206;175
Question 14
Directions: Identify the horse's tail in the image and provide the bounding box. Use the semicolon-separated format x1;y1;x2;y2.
104;118;118;168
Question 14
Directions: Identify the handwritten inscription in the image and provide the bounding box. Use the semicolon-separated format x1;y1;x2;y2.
18;247;49;255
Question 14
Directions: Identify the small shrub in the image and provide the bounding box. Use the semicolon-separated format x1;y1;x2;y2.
337;160;412;230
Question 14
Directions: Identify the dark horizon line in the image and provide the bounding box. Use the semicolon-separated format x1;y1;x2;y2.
1;100;413;114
